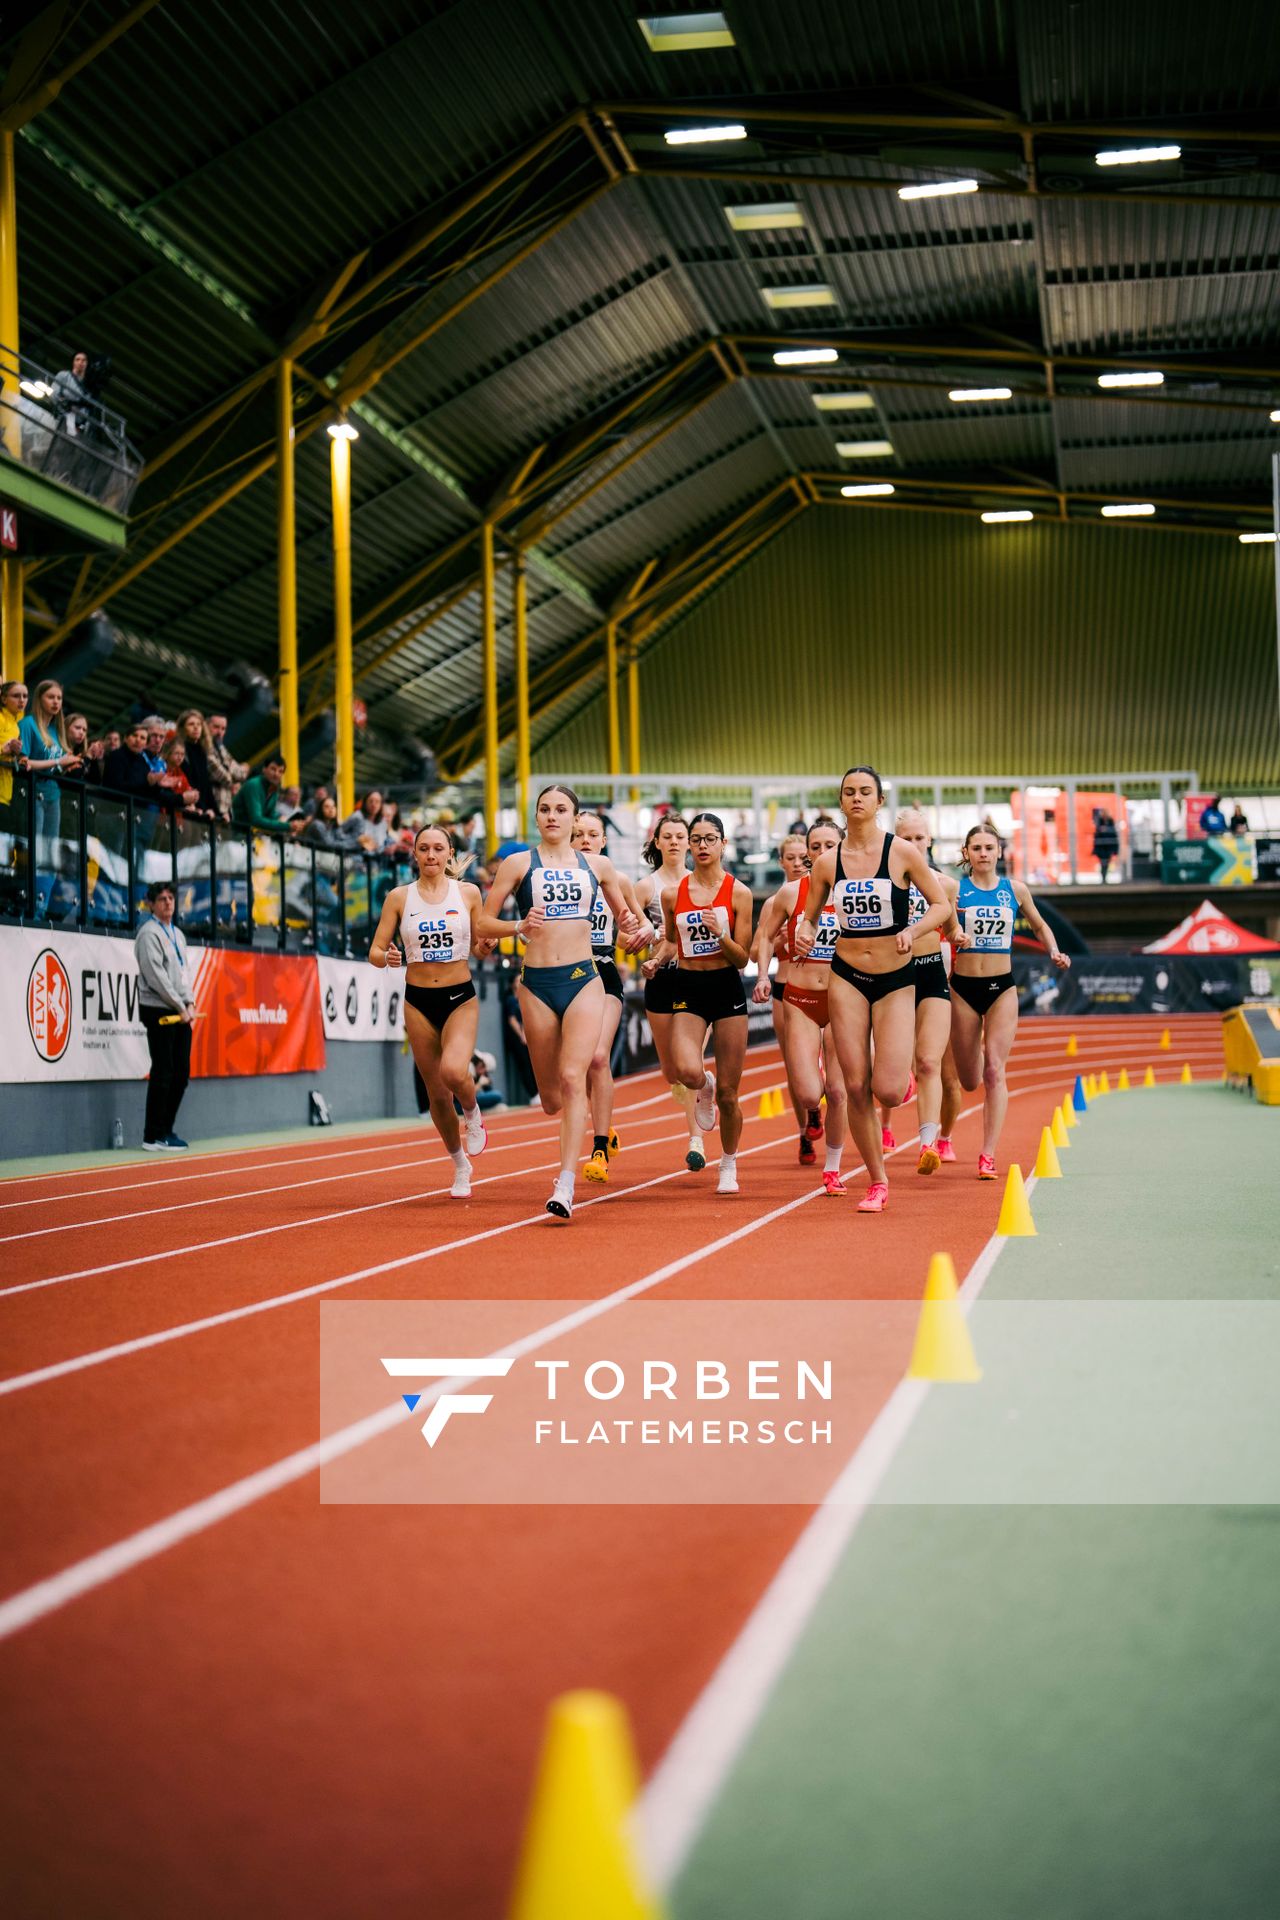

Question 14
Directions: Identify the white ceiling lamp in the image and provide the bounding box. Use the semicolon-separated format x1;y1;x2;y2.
812;392;875;411
948;386;1013;402
1238;532;1277;544
981;509;1033;523
1097;370;1164;389
639;12;735;51
841;483;895;497
724;200;804;230
1095;144;1181;167
774;347;838;366
761;284;837;310
664;122;747;145
19;377;53;398
898;178;980;201
1270;409;1280;423
327;419;359;440
1100;502;1155;517
836;439;895;457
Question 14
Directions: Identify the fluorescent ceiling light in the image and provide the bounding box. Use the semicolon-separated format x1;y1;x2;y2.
813;392;875;411
981;509;1033;523
725;201;804;230
664;122;747;145
1100;502;1155;517
897;178;980;201
762;284;836;310
773;347;838;366
19;378;53;398
1097;370;1164;389
949;386;1013;402
1095;144;1181;167
841;483;895;497
836;439;895;458
1238;531;1277;544
639;12;735;51
1270;409;1280;423
327;420;359;440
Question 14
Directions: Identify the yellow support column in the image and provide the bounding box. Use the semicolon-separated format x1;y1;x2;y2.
626;638;640;803
328;419;357;820
481;520;499;858
0;127;23;682
277;359;299;785
513;545;530;841
605;617;621;783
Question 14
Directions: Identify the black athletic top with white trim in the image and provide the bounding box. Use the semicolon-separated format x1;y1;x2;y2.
830;831;910;939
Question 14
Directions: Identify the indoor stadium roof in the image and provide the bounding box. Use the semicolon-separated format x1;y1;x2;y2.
4;0;1279;782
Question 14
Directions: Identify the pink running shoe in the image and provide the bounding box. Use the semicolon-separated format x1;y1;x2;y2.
857;1181;889;1214
977;1152;997;1181
937;1136;956;1163
821;1169;847;1196
803;1107;824;1142
881;1126;896;1153
905;1071;917;1104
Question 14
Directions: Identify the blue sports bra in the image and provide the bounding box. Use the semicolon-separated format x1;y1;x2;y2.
514;847;599;923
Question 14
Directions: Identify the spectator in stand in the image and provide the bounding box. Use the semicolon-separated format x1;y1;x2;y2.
99;720;161;797
133;879;196;1151
380;798;414;851
1199;796;1228;835
103;728;121;754
159;741;204;814
1229;804;1249;836
301;793;360;850
343;789;387;851
0;680;26;810
1091;807;1120;884
51;351;94;434
277;783;308;829
63;712;101;775
232;755;284;829
175;710;215;816
19;679;82;912
206;712;247;821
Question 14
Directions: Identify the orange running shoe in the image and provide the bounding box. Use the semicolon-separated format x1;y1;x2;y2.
977;1152;997;1180
916;1143;941;1176
857;1181;889;1213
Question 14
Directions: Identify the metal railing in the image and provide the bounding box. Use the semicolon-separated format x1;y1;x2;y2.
0;344;141;517
0;769;413;952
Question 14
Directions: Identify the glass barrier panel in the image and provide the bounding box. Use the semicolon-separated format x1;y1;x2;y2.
41;779;84;927
281;835;315;950
133;801;175;920
370;857;400;927
344;856;371;952
84;784;131;929
0;766;33;922
215;820;249;942
250;833;283;947
175;810;214;940
314;848;343;954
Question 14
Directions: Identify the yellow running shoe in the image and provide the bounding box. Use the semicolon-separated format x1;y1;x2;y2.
584;1147;610;1184
608;1129;620;1156
916;1143;941;1176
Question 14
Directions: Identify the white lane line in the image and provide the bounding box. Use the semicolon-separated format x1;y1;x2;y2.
0;1122;842;1397
639;1175;1040;1892
0;1174;831;1644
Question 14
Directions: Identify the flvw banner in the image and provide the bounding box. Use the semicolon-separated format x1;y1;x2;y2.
317;954;405;1043
3;927;151;1081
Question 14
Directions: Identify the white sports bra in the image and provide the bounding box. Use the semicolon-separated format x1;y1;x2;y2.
399;876;471;964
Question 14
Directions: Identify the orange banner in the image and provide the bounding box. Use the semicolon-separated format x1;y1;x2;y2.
189;950;326;1078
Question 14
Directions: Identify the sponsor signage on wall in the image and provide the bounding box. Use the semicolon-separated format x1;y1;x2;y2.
317;955;404;1042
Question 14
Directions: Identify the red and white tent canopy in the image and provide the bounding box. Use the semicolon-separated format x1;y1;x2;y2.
1144;899;1280;956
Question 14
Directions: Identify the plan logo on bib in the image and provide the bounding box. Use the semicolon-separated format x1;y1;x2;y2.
26;948;72;1063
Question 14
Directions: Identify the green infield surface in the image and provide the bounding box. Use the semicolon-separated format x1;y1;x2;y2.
668;1089;1280;1920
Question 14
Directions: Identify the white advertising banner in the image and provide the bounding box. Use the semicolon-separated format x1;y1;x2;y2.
317;955;405;1043
3;926;152;1082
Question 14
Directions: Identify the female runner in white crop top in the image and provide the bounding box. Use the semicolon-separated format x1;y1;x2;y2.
369;823;489;1198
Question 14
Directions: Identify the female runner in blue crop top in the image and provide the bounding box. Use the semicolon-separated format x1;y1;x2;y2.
796;765;951;1213
479;783;640;1220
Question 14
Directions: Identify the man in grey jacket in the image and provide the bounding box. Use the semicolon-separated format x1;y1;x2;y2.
134;880;196;1150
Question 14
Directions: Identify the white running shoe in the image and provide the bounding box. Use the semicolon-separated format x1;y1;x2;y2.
546;1175;574;1220
717;1157;739;1195
694;1069;717;1135
463;1110;487;1156
450;1154;472;1199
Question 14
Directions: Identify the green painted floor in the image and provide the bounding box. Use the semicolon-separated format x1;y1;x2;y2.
672;1089;1280;1920
0;1111;428;1181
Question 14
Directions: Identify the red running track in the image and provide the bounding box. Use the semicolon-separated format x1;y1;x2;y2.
0;1015;1221;1916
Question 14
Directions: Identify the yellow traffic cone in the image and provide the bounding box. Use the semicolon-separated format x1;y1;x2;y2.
996;1164;1036;1237
1098;1070;1111;1095
509;1691;664;1920
755;1089;772;1120
1159;1027;1171;1051
1117;1067;1130;1091
1143;1065;1156;1088
1051;1105;1070;1150
1065;1033;1078;1058
906;1253;981;1383
1180;1062;1193;1085
770;1086;786;1117
1034;1127;1062;1179
1061;1095;1078;1132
